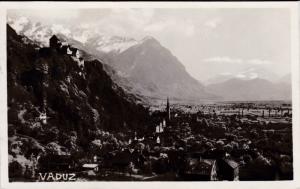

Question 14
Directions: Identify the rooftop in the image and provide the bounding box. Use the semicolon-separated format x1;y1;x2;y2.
82;164;99;168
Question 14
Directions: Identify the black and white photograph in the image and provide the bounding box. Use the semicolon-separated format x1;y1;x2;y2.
0;1;299;187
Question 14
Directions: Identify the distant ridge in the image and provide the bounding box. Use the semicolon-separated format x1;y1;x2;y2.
207;78;291;101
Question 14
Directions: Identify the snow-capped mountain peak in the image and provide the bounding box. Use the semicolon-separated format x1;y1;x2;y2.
7;16;30;34
8;16;160;54
8;16;67;47
205;67;279;85
88;35;162;54
141;36;156;42
94;35;139;53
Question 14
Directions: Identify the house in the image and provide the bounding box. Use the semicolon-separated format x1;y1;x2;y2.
93;155;98;163
39;112;48;125
182;158;217;181
61;45;72;55
82;164;99;172
70;47;81;58
49;35;62;49
218;159;239;181
61;41;68;46
156;124;164;133
156;136;161;144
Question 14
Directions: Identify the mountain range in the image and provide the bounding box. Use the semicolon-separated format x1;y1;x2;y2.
7;17;292;102
204;67;281;85
206;77;291;101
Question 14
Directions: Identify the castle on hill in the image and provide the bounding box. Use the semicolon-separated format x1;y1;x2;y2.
38;35;84;68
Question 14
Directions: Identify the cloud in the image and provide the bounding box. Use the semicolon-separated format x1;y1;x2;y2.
236;73;247;79
204;56;243;64
220;72;232;76
144;17;196;37
144;22;167;32
248;72;259;79
73;31;92;44
104;8;155;35
247;59;272;65
68;8;156;38
204;18;221;28
51;24;71;37
8;16;29;33
185;24;195;37
204;56;272;65
7;9;80;31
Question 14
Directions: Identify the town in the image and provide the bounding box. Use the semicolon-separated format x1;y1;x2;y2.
34;99;292;181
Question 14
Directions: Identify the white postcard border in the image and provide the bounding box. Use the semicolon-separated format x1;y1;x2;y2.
0;1;299;189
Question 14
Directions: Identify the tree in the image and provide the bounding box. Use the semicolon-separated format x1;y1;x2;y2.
89;139;103;155
45;142;66;155
9;161;24;178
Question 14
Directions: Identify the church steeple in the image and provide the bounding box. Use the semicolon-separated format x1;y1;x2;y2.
166;97;170;122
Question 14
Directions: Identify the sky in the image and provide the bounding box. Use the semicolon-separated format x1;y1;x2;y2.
7;8;291;82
